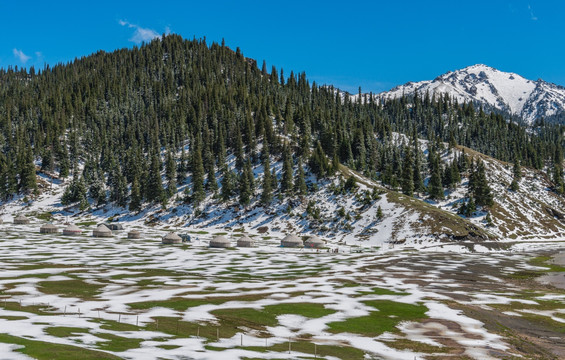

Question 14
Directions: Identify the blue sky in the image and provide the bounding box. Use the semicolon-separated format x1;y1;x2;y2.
1;1;563;93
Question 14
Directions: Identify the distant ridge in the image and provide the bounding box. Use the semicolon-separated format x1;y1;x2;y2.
378;64;565;124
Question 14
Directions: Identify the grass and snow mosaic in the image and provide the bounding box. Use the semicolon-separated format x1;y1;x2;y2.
1;223;565;359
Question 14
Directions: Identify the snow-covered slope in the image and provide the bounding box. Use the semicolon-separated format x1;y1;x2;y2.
379;64;565;125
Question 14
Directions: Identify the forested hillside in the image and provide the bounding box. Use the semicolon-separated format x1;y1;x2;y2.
0;34;564;239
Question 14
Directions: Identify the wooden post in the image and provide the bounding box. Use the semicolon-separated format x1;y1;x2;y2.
240;334;243;346
197;326;199;338
216;328;219;340
118;314;121;323
289;336;291;353
136;315;139;326
78;308;81;317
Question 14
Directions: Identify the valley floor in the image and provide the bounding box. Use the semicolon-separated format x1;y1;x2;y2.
1;224;565;359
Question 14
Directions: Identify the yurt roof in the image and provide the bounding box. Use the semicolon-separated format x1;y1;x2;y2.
282;234;302;243
212;235;230;243
129;229;141;234
64;224;82;231
40;223;58;229
15;215;29;220
238;235;253;242
95;224;111;232
306;235;324;244
163;232;182;240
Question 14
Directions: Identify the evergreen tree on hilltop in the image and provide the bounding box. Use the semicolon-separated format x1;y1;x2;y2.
295;158;307;196
18;144;37;194
165;151;177;198
190;137;206;206
146;152;163;204
281;143;294;193
401;147;414;196
261;144;273;205
0;33;562;211
470;159;494;207
510;157;521;191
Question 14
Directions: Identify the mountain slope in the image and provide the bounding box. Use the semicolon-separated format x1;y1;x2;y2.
379;64;565;124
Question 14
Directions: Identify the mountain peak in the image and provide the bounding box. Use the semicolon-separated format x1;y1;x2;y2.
380;65;565;124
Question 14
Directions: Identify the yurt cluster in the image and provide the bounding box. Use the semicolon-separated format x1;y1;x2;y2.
16;214;327;249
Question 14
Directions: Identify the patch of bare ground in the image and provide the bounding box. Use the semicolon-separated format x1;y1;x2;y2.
451;302;565;359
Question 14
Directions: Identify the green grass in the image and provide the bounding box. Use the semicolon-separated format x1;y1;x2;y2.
529;256;565;272
263;303;336;318
0;315;28;320
95;333;144;352
358;287;409;296
91;319;140;332
34;212;54;221
0;334;121;360
327;300;428;336
242;341;366;360
76;221;97;227
37;279;104;300
1;300;57;315
44;326;89;337
128;293;267;311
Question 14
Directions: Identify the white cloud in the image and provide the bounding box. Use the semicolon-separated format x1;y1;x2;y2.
13;48;30;63
119;20;160;44
528;4;538;21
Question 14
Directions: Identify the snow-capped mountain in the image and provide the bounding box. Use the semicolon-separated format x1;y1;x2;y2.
379;64;565;125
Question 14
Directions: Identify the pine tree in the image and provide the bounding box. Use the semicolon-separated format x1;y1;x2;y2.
295;158;307;195
129;177;141;212
281;143;293;193
510;158;521;191
413;152;424;194
190;138;205;205
428;167;444;200
239;161;252;206
165;151;177;198
19;145;37;194
553;163;564;194
376;205;383;220
221;167;236;201
261;145;272;205
471;160;494;207
146;152;163;203
401;147;414;196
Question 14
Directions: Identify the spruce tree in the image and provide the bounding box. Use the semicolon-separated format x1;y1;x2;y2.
190;138;205;205
19;145;37;194
129;177;141;212
281;143;293;193
165;152;177;198
146;152;163;203
471;160;494;207
295;158;307;195
428;166;444;200
261;145;272;205
239;161;252;206
401;147;414;196
221;167;236;201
